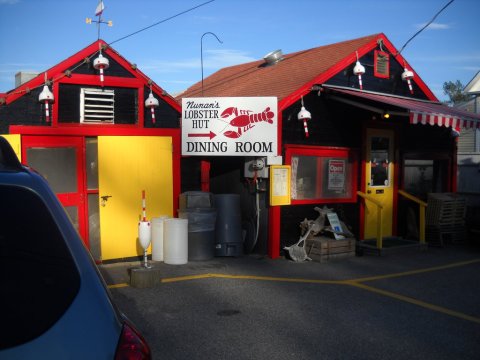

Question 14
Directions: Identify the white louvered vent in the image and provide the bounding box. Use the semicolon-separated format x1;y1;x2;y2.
80;88;115;123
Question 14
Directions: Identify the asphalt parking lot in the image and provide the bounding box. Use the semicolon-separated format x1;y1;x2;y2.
100;245;480;360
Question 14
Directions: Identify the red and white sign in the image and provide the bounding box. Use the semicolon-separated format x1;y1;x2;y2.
182;97;278;156
328;159;345;190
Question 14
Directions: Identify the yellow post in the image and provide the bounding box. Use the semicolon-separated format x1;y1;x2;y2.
377;208;383;249
357;191;384;250
419;203;426;244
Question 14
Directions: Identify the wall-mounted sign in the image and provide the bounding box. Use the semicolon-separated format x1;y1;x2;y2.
328;159;345;190
269;165;291;206
182;97;278;156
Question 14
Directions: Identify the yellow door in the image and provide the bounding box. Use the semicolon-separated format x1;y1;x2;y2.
364;129;394;239
1;134;22;161
98;136;173;260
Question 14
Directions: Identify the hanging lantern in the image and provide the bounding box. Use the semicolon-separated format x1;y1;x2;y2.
93;52;109;86
402;67;414;94
38;81;54;123
297;97;311;138
353;51;365;90
145;90;159;124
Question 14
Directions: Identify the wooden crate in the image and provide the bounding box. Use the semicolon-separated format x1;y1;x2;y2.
306;236;356;263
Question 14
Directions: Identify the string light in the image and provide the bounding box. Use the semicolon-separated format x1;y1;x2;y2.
2;1;216;104
297;96;311;138
38;72;54;123
353;51;366;90
145;84;159;124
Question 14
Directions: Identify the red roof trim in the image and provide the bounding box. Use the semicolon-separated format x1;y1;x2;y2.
3;39;180;111
279;35;381;110
279;33;437;110
377;35;437;101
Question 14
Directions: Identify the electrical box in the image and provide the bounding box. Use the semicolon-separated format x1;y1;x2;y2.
244;157;269;178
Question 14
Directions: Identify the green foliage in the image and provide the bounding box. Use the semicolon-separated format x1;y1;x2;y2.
443;80;471;105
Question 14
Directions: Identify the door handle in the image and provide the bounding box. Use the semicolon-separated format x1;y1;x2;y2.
367;190;371;194
101;195;112;207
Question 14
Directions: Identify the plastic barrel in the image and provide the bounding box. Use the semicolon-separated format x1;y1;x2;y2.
151;216;169;261
163;218;188;265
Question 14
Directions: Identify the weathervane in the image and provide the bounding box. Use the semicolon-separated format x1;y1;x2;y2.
86;0;112;40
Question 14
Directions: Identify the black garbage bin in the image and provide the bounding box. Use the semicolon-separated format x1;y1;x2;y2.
179;208;217;261
214;194;243;257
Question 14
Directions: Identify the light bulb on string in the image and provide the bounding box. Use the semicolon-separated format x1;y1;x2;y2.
402;62;414;94
93;46;109;86
38;72;54;123
145;85;159;124
297;96;311;138
353;51;366;90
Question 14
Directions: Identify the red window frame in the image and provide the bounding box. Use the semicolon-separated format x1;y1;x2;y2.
285;145;358;205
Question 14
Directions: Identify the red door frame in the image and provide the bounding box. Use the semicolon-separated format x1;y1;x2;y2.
21;135;89;247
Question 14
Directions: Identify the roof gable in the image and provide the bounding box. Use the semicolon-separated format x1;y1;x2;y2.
464;71;480;94
2;39;179;111
177;33;436;109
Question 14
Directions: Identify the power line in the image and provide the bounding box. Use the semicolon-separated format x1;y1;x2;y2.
397;0;455;55
108;0;215;46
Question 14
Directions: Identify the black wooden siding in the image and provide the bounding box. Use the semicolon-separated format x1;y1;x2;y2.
325;49;429;100
0;87;47;133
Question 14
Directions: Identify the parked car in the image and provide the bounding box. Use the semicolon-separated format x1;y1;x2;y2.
0;136;151;359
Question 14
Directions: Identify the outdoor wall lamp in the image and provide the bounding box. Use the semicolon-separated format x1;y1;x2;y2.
353;51;366;90
402;64;414;94
145;86;159;124
298;96;311;138
38;72;54;123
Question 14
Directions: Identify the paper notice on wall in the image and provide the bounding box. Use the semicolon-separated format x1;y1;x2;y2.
272;167;288;196
328;159;345;190
269;165;291;206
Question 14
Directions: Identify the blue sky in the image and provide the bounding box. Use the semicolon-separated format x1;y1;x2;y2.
0;0;478;101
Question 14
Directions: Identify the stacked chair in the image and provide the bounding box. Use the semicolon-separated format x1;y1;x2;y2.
426;193;466;246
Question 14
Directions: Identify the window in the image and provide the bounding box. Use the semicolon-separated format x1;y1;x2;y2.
369;136;390;187
402;154;451;200
80;88;115;123
285;146;358;204
0;185;80;348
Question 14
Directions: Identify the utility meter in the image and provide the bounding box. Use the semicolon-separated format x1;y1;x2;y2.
244;157;268;178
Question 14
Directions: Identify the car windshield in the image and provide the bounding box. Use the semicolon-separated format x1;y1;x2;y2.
0;184;80;349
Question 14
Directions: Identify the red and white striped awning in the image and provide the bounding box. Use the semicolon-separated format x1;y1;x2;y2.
409;111;479;129
325;86;480;130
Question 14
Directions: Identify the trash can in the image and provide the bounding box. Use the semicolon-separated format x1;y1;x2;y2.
151;216;169;262
163;218;188;265
214;194;243;257
179;208;217;261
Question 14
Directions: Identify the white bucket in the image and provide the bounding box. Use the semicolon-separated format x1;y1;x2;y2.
164;218;188;265
151;216;169;262
138;221;151;250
